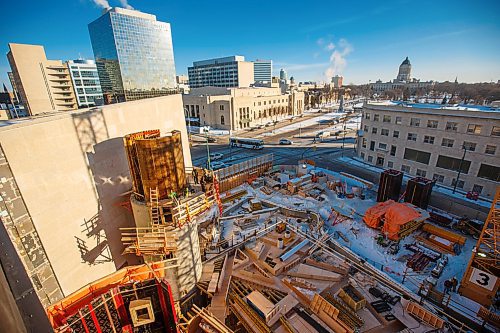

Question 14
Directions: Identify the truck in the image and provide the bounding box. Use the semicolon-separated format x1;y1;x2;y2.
315;131;331;140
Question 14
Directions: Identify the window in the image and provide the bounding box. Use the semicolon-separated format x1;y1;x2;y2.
427;120;438;128
361;152;365;159
378;143;387;150
219;105;224;110
401;165;410;173
407;133;417;141
395;117;402;124
472;184;483;194
485;145;496;155
436;155;471;173
445;122;458;131
424;136;435;144
383;115;391;123
370;141;375;151
368;156;373;162
365;113;370;120
220;115;225;125
390;145;396;156
393;130;399;138
372;127;378;134
491;126;500;136
441;138;454;147
374;114;380;121
416;169;427;177
381;129;389;136
404;148;431;164
451;179;465;189
364;125;369;132
477;163;500;181
387;161;394;168
376;157;384;166
410;118;420;127
433;174;445;183
463;141;476;151
467;124;482;134
362;138;367;148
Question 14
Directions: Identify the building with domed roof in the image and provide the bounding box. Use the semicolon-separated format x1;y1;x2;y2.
370;57;435;94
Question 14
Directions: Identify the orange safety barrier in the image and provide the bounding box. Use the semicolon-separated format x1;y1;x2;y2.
381;203;421;240
46;261;169;328
363;200;396;228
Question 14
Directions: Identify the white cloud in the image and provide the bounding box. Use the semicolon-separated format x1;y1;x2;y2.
325;42;335;51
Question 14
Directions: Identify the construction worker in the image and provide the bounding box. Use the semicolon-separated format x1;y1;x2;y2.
444;279;452;294
451;277;458;292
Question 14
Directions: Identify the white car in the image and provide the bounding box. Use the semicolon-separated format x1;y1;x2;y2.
211;161;229;170
279;138;293;145
209;152;224;160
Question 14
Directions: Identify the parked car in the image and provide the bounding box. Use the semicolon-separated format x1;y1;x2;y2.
256;124;265;129
206;136;217;143
265;122;273;127
210;161;229;170
209;152;224;160
279;138;293;145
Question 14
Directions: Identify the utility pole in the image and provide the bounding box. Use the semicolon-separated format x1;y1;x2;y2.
452;145;467;194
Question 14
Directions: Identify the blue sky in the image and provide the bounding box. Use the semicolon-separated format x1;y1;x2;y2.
1;0;499;88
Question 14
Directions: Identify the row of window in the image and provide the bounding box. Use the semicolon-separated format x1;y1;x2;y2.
364;112;500;136
366;126;497;155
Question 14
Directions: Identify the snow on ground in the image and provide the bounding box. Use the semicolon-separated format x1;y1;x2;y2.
257;112;347;138
339;156;494;209
221;164;484;321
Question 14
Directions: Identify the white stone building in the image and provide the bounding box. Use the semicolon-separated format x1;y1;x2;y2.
183;87;304;131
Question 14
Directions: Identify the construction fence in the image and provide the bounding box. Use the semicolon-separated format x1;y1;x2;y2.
214;154;273;193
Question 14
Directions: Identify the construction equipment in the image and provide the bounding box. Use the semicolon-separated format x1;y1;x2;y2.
452;218;482;239
275;221;286;233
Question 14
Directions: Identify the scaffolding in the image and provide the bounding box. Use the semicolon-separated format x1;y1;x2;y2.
458;187;500;307
121;226;178;257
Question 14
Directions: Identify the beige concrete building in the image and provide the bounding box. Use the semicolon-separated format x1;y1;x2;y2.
188;56;254;88
0;94;191;307
357;102;500;198
183;87;305;131
7;43;78;116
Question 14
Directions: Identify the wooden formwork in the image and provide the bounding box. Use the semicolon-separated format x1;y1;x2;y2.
214;154;273;193
405;301;444;329
124;130;186;202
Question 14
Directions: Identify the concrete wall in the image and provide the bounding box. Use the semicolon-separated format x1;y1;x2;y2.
0;94;191;298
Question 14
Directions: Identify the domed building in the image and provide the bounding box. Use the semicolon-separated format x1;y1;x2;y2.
370;57;435;94
396;57;412;82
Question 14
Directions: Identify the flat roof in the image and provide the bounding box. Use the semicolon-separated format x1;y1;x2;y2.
367;101;499;113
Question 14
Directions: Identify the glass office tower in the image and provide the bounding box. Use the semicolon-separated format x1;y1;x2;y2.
88;7;177;103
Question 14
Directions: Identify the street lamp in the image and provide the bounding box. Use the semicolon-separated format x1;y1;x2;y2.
452;145;468;194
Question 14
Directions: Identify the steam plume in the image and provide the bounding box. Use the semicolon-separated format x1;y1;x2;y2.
118;0;134;9
92;0;110;8
324;38;353;79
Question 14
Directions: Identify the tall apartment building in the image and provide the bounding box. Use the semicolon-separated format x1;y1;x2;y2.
279;68;288;81
67;59;103;108
254;59;272;82
7;43;77;115
187;56;254;88
88;7;177;103
357;102;500;198
183;86;304;131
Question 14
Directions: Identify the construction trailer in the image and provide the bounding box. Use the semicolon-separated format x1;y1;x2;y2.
404;177;435;209
458;187;500;308
377;169;403;202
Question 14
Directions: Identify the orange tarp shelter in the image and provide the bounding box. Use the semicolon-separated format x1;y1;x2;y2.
363;200;396;228
381;203;421;240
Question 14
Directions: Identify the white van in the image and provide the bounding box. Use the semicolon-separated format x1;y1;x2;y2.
315;131;331;139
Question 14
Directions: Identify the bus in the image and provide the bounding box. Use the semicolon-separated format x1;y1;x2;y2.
229;137;264;149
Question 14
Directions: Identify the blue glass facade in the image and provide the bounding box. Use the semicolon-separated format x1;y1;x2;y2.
88;8;177;102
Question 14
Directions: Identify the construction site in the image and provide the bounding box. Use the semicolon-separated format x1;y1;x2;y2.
37;126;499;333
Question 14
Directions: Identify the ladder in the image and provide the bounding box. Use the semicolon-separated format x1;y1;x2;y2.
150;187;161;226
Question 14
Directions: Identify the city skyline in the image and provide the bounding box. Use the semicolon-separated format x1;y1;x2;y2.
1;0;500;90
